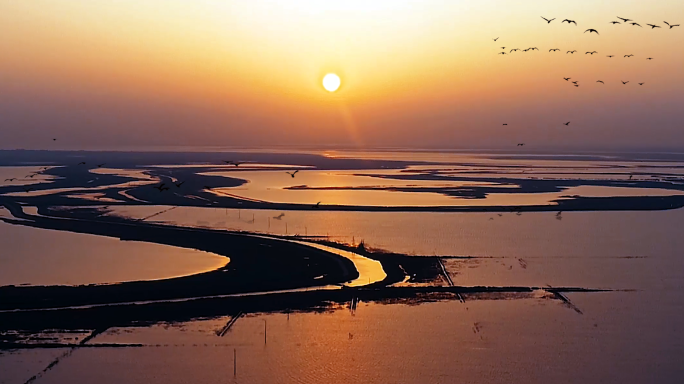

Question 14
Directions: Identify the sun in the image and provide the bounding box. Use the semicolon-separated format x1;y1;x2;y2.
322;73;341;92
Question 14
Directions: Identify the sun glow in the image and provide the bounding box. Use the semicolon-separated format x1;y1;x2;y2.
323;73;341;92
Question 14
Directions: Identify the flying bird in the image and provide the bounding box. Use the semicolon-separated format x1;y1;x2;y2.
493;37;499;41
556;211;563;220
517;143;525;146
567;50;577;54
624;54;634;57
224;161;244;167
597;80;604;84
286;170;300;178
503;123;508;126
530;47;539;51
549;48;560;52
564;122;571;126
630;22;642;27
607;55;614;58
541;17;556;24
52;138;57;141
174;181;185;188
499;52;507;55
510;48;520;53
584;29;599;34
664;21;680;29
153;183;167;192
572;81;579;84
97;163;106;168
622;81;629;84
638;82;645;85
610;21;621;25
77;161;86;165
563;77;571;81
4;178;16;182
617;17;632;23
646;57;653;60
313;201;322;209
647;24;661;29
574;84;579;87
23;186;33;193
586;51;598;55
273;213;285;220
562;19;577;25
501;47;506;50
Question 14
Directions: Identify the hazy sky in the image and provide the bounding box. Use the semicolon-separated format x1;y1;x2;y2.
1;1;683;151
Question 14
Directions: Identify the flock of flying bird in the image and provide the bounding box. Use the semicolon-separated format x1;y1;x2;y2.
497;15;679;146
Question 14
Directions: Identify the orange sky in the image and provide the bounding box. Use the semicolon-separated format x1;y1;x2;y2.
1;1;683;150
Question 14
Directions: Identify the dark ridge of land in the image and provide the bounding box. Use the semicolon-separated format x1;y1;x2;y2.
0;285;609;337
0;200;363;310
0;202;445;313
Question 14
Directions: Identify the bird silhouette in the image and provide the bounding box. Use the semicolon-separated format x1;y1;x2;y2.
97;163;106;168
517;143;525;146
23;186;32;193
572;81;579;84
502;123;508;126
567;50;577;54
629;174;633;180
639;82;645;85
224;161;244;167
153;183;167;192
617;17;632;23
77;162;86;165
574;84;579;87
562;19;577;25
584;29;599;34
499;52;507;55
624;54;634;58
4;178;16;182
313;201;322;208
493;37;499;41
556;211;563;220
586;51;598;55
564;122;571;126
286;170;300;178
622;81;629;84
610;21;621;25
273;213;285;220
630;22;642;27
597;80;605;84
664;21;680;29
510;48;520;53
647;24;661;29
500;47;506;50
549;48;560;52
203;185;213;190
646;57;653;60
174;181;185;188
52;138;57;141
541;17;556;24
563;77;571;81
530;47;539;51
607;55;615;58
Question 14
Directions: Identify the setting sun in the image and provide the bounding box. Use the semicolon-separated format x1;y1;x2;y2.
322;73;341;92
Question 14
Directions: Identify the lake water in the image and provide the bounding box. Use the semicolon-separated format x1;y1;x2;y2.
2;150;684;383
0;220;227;287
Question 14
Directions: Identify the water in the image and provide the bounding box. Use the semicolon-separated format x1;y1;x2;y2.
0;220;227;287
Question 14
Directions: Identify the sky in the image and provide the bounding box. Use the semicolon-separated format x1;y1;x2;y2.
1;0;683;151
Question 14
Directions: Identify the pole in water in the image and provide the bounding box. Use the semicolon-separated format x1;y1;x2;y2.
239;209;241;219
268;216;270;230
285;223;288;235
264;319;267;344
233;348;237;376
